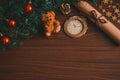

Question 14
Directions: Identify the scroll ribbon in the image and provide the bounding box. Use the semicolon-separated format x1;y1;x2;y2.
90;10;107;24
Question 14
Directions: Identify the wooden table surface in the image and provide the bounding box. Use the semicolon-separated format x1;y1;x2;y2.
0;6;120;80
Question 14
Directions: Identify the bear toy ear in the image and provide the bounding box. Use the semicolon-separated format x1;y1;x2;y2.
50;11;55;17
42;14;46;21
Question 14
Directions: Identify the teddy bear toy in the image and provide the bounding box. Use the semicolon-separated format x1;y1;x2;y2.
42;11;61;37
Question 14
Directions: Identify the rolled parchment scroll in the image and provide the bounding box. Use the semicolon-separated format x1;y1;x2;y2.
74;1;120;45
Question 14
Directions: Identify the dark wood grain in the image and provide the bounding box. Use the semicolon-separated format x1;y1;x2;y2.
0;5;120;80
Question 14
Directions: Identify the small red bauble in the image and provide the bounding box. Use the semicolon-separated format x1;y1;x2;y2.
1;36;11;46
25;4;33;14
7;19;16;27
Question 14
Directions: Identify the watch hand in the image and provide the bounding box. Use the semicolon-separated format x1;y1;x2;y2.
72;22;76;28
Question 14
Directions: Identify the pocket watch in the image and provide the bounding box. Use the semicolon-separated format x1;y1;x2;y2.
64;16;88;38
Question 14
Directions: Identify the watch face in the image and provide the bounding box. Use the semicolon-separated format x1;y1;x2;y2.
64;16;88;38
67;20;83;35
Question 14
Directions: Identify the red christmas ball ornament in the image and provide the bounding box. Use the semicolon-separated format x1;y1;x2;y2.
1;36;11;46
25;3;33;14
7;19;16;28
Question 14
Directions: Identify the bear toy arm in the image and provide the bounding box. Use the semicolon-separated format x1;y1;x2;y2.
54;20;61;33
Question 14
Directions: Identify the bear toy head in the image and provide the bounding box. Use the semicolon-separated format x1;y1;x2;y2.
42;11;55;24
